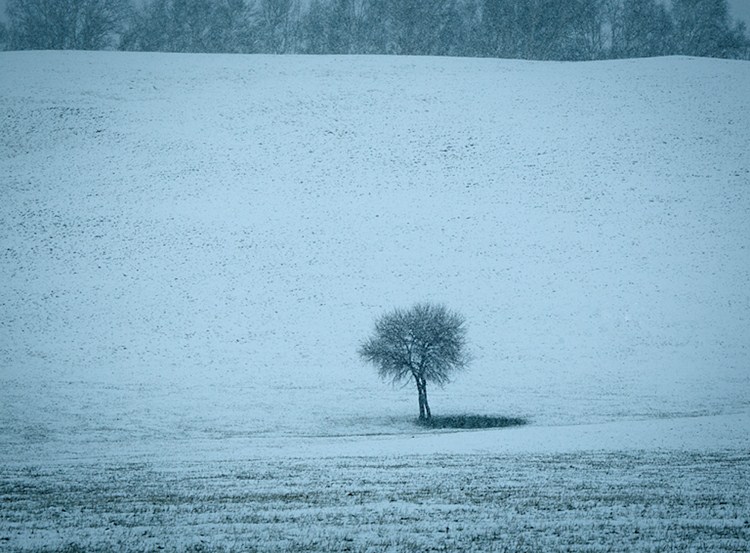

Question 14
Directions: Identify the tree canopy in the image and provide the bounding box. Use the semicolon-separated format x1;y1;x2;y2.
3;0;748;59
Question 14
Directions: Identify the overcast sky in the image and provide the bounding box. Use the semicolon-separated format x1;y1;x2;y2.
1;0;749;37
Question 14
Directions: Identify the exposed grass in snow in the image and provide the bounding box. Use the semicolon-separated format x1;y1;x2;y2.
2;452;748;552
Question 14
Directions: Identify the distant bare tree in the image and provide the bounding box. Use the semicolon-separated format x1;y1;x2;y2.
564;0;608;60
482;0;576;60
120;0;251;53
672;0;747;58
299;0;367;54
6;0;130;50
259;0;300;53
8;0;746;59
359;303;469;421
609;0;673;58
0;21;8;50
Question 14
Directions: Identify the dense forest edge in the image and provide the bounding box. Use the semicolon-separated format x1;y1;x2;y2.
0;0;748;60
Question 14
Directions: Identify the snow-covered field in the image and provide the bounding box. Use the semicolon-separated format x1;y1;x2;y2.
1;51;749;551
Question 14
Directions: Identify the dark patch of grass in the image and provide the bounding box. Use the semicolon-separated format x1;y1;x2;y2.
416;414;528;430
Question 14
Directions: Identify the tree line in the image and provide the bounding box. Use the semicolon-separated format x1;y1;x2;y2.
1;0;748;60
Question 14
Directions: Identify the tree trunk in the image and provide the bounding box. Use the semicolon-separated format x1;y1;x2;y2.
415;376;426;419
421;377;431;420
415;376;431;420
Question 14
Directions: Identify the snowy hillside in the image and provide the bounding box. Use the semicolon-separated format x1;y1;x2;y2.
1;52;749;450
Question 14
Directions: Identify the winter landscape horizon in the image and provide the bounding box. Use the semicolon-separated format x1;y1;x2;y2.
1;51;749;551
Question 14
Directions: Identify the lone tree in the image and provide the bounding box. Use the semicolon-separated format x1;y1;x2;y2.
359;302;469;421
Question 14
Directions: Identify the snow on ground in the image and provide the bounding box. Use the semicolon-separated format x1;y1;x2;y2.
1;51;749;551
3;450;749;552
